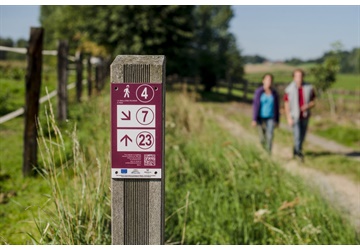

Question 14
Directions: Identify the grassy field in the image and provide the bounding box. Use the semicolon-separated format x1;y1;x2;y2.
1;81;359;244
237;63;360;149
222;105;360;183
0;60;76;116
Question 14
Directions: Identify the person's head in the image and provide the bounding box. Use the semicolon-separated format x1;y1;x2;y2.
292;69;305;86
262;73;274;90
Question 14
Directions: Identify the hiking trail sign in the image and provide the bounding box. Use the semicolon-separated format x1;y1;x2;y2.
111;82;163;179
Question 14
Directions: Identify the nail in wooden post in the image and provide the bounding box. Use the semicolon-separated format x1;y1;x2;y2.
57;40;68;121
111;55;166;245
76;50;83;102
23;27;43;176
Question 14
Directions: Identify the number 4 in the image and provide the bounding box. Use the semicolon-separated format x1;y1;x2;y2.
141;87;148;99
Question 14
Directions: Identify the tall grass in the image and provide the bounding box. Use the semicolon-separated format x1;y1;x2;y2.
32;95;111;244
29;87;358;244
164;89;358;244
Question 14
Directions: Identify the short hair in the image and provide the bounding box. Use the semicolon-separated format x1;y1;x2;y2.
262;73;274;82
292;68;305;77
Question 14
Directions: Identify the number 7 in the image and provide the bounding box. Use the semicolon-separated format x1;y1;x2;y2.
142;110;148;122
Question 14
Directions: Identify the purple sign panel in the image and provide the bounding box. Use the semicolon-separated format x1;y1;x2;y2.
111;83;163;179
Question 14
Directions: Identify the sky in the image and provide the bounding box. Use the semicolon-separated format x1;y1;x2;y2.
0;5;359;61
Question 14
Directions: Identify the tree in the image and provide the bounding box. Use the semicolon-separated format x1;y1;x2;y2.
40;6;195;75
243;55;267;64
40;6;244;87
194;6;242;91
310;43;341;117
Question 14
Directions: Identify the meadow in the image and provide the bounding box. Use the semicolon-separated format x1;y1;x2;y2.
0;74;358;244
219;63;360;150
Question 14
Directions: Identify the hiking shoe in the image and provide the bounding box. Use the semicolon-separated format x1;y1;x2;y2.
297;152;305;162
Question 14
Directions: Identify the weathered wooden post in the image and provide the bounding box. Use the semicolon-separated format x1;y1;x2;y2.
87;56;92;97
111;55;166;245
57;40;68;121
95;62;100;92
23;27;43;176
75;50;83;102
243;79;248;102
227;71;232;98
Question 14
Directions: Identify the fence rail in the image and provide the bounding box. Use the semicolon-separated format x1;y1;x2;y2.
1;27;110;176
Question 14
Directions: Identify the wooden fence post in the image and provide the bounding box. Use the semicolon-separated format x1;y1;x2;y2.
101;59;106;89
23;27;43;177
95;62;100;92
57;40;68;121
243;80;248;102
227;71;232;98
87;56;92;97
76;50;83;102
111;55;166;245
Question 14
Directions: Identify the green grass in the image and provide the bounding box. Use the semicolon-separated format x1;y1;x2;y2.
332;74;360;91
311;123;360;149
165;91;358;244
0;83;359;244
0;82;102;244
208;102;360;183
0;60;77;116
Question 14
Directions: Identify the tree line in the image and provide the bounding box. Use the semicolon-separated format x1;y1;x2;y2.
285;46;359;74
37;5;244;92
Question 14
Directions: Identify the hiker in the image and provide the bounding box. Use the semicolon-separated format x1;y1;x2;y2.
252;73;280;153
284;69;316;161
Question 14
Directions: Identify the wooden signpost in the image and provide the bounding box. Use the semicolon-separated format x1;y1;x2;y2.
110;55;166;245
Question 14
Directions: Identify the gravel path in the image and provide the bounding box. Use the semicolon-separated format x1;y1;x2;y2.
213;103;360;232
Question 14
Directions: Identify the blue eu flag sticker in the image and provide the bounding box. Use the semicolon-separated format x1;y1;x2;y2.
121;169;127;174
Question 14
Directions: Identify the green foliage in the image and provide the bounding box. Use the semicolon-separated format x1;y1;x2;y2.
310;47;340;93
0;84;358;244
243;55;267;64
194;6;243;91
285;57;304;66
39;6;244;91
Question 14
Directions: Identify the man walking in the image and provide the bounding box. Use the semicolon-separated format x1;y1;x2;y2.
284;69;316;161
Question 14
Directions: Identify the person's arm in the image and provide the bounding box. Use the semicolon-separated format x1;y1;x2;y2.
300;89;316;112
284;93;293;126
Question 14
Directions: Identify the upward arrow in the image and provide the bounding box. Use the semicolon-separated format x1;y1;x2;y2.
120;134;132;146
121;111;131;120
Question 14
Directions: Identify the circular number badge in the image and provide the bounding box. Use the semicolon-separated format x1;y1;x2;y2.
136;107;154;125
136;131;154;150
136;84;155;103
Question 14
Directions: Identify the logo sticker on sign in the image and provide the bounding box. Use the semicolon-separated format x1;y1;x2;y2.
111;83;163;179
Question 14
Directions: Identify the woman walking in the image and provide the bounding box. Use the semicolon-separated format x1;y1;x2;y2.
252;73;280;153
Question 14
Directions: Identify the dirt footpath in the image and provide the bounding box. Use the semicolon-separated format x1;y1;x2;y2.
213;103;360;232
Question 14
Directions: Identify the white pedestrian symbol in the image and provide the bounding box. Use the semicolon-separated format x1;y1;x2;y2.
124;85;130;98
